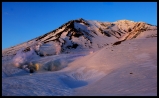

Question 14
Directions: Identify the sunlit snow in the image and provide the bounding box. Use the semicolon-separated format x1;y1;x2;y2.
2;19;157;96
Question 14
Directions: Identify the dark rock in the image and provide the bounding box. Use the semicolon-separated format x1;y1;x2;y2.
30;69;34;73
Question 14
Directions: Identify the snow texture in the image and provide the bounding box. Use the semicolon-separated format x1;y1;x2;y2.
2;19;157;96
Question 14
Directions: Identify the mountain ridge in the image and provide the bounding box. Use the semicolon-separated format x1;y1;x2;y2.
2;18;157;57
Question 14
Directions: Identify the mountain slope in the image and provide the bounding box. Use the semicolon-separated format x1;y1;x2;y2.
2;18;157;58
2;18;157;96
2;36;157;96
63;37;157;96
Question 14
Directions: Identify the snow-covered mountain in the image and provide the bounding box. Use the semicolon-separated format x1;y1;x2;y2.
2;18;157;58
2;34;157;96
2;18;157;96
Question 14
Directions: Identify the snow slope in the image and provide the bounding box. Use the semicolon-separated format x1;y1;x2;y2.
2;18;157;58
2;37;157;96
71;37;157;96
2;18;157;96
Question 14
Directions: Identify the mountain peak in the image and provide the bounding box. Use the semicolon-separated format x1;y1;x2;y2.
115;19;135;23
78;18;85;20
2;18;157;57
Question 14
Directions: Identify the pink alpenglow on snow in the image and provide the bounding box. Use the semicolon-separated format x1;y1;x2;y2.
2;19;157;96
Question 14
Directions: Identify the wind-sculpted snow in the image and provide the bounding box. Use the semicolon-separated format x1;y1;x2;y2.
72;37;157;96
2;18;157;96
2;37;157;96
2;72;73;96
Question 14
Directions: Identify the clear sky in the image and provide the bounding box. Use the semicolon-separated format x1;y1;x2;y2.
2;2;157;49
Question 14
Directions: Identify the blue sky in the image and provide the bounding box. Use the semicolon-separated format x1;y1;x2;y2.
2;2;157;49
